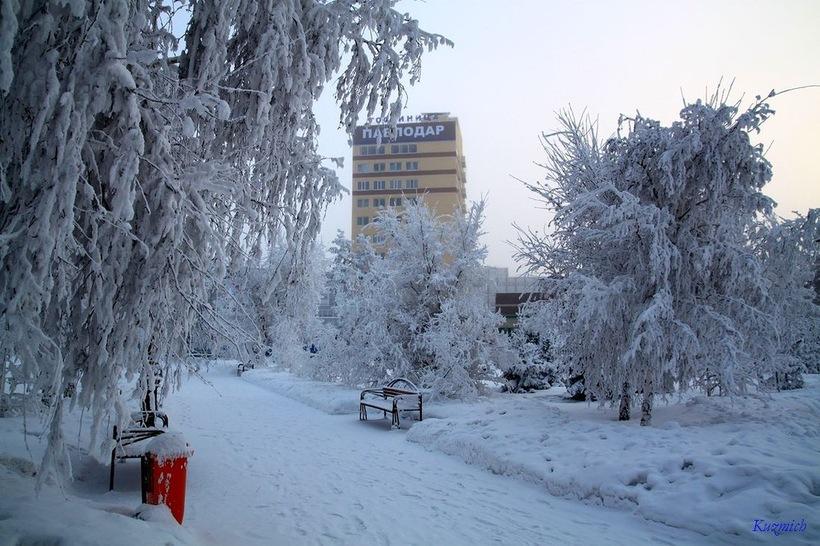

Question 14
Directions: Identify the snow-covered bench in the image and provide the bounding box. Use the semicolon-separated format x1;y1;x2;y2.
109;410;169;490
359;378;423;429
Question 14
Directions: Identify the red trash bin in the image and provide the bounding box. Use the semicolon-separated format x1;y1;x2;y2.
141;432;194;524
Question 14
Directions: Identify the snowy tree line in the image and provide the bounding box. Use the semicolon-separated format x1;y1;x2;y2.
517;92;819;424
199;199;557;399
0;0;447;479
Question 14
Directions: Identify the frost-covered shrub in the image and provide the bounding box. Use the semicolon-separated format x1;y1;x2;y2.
517;92;792;425
419;294;510;399
502;304;556;393
563;372;589;401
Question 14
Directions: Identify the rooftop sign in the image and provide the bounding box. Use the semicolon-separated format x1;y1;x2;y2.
353;120;456;145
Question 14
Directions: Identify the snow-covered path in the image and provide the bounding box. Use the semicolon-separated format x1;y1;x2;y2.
166;363;705;545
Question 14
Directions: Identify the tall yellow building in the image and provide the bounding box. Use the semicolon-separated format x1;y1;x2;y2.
351;113;467;242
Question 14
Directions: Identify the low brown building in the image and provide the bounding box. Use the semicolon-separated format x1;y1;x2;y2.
495;292;546;330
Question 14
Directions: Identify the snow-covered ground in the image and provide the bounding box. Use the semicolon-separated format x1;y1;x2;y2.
1;362;816;544
242;367;820;544
406;381;820;541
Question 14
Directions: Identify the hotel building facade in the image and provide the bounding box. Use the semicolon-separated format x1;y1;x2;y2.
351;113;467;242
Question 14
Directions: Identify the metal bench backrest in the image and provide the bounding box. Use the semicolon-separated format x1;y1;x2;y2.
382;387;418;397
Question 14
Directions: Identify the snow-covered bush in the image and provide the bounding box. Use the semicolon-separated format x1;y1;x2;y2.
322;201;509;398
418;292;510;398
0;0;448;479
502;302;557;393
563;372;589;401
517;93;790;425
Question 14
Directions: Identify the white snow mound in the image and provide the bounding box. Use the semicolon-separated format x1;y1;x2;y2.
146;431;194;461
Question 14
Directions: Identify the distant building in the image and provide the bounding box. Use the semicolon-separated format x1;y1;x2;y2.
483;267;543;330
351;113;467;243
318;266;542;330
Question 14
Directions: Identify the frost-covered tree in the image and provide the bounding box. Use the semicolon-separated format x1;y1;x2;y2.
322;200;509;398
254;242;330;375
315;230;395;384
190;239;329;370
0;0;448;479
517;93;787;425
753;210;820;381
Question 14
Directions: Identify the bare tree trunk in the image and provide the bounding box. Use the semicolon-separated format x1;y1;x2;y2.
0;351;6;417
618;382;631;421
640;391;653;426
641;379;654;427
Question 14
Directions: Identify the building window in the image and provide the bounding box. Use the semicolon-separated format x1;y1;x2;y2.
372;162;386;172
373;180;386;190
373;198;386;208
356;198;369;208
356;216;369;226
389;143;418;154
389;180;402;190
405;179;418;189
356;181;370;190
372;234;386;244
389;197;402;207
407;197;418;205
361;145;384;156
357;163;370;173
405;161;418;171
389;161;401;171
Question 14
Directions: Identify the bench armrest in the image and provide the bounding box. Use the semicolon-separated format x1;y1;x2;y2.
360;388;386;399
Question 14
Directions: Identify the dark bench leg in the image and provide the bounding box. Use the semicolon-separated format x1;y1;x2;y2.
392;403;400;429
359;404;367;421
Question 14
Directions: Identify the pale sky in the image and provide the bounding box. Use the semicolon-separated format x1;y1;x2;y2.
315;0;820;270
